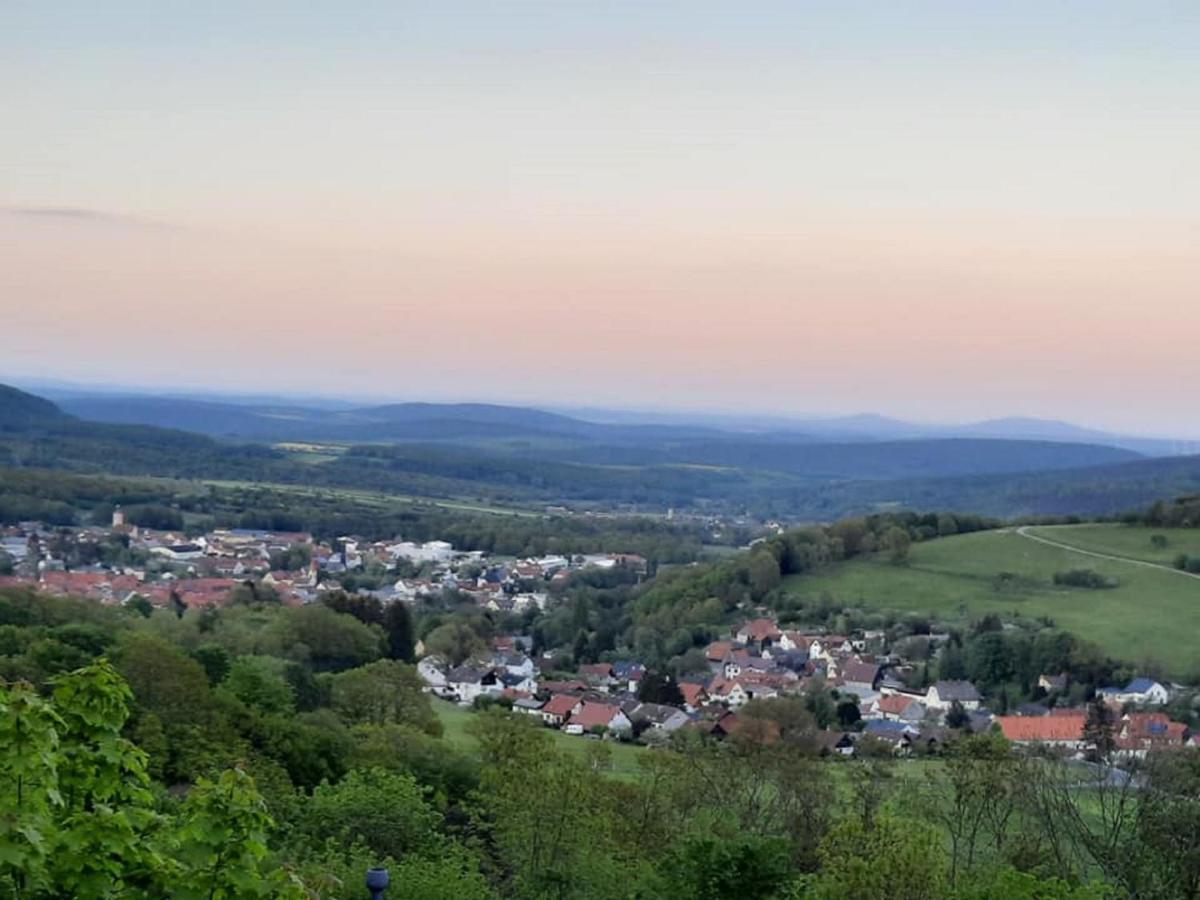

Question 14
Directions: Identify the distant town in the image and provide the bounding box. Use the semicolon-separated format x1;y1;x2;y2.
0;506;647;613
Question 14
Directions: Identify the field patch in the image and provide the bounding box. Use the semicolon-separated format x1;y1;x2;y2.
782;526;1200;675
433;699;647;779
1025;524;1200;567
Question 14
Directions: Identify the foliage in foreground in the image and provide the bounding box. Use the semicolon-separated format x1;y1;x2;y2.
0;660;301;899
4;585;1200;898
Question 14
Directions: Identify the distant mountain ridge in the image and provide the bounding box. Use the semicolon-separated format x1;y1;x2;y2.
0;384;73;429
46;391;1141;474
1;381;1199;521
560;407;1186;456
46;389;1185;455
49;394;726;444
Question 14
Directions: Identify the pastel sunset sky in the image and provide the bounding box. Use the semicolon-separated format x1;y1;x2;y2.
2;2;1198;435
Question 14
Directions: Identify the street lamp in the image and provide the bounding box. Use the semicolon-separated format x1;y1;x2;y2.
366;867;390;900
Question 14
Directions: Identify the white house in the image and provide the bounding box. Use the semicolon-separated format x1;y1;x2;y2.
629;702;691;733
417;656;448;692
570;701;633;736
709;678;750;708
490;652;538;679
535;554;570;573
541;693;582;726
735;618;782;648
870;694;928;723
151;543;206;561
924;680;981;712
393;580;440;603
808;636;852;662
512;697;545;716
776;631;810;653
445;667;502;705
497;671;539;694
511;592;549;612
1111;678;1170;706
389;540;456;564
1038;673;1068;693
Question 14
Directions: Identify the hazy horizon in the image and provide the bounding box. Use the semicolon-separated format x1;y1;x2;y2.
6;370;1199;443
4;2;1198;437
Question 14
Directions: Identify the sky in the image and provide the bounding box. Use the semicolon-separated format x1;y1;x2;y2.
2;1;1198;436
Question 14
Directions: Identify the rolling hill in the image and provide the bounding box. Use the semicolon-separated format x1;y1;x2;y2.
0;384;73;429
543;437;1140;480
49;390;1142;477
51;394;727;445
782;524;1200;675
4;382;1200;520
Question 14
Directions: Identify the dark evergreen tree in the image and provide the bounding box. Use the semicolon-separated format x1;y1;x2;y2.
836;699;862;728
1083;696;1117;762
637;670;684;706
383;601;415;662
946;700;971;730
573;629;591;665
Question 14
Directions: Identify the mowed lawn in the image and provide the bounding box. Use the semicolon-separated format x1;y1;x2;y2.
432;699;648;778
1024;524;1200;567
782;527;1200;675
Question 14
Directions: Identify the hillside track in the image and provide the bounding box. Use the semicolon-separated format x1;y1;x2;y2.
1015;525;1200;582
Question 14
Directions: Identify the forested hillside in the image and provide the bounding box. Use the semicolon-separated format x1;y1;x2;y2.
5;384;1200;521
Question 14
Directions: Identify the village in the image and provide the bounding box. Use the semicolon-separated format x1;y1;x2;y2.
2;509;1195;764
0;507;647;613
417;612;1195;760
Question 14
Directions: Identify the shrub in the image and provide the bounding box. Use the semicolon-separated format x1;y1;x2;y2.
1052;569;1118;590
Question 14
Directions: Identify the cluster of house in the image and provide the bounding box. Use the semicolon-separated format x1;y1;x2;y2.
0;520;319;608
993;676;1195;759
416;615;1197;759
415;616;989;752
392;551;647;613
996;709;1194;758
0;516;647;614
687;617;998;754
419;646;692;738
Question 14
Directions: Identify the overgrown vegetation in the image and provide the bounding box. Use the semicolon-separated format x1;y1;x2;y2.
5;639;1188;898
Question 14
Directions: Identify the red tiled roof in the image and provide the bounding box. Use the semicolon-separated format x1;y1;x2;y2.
876;694;918;716
571;701;622;730
738;618;782;642
997;715;1086;743
706;641;735;662
542;694;581;718
1121;713;1187;745
41;571;107;590
680;683;708;707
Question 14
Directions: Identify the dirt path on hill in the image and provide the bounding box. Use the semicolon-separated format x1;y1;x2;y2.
1014;525;1200;582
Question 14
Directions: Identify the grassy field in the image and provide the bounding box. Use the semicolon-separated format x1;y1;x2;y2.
1024;523;1200;567
782;526;1200;675
432;699;649;778
201;478;545;517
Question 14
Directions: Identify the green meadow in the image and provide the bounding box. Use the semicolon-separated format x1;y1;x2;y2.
1024;523;1200;567
433;698;648;779
782;525;1200;676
